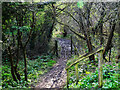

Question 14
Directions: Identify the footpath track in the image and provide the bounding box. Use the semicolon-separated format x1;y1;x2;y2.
35;38;71;88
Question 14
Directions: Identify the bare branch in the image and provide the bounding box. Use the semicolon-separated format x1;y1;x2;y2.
56;19;86;40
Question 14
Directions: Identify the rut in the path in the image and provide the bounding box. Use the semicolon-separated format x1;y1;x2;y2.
35;38;72;88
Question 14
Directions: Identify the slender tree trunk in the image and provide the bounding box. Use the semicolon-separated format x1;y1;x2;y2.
79;8;95;61
63;26;67;37
23;48;27;81
11;31;15;47
109;49;111;62
15;16;21;81
103;21;116;61
17;11;28;81
30;11;35;50
8;46;17;82
18;30;28;81
100;23;103;45
100;3;105;45
86;3;95;62
19;35;28;81
86;37;95;61
14;66;21;81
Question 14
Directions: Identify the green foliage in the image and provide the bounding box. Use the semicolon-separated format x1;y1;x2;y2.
11;26;31;31
65;62;119;88
77;0;84;8
2;55;56;88
67;55;79;66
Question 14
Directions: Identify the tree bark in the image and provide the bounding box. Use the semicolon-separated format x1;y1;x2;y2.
8;46;17;82
23;48;27;81
86;37;95;61
103;21;116;61
85;3;95;61
30;11;36;50
17;11;29;81
15;16;21;81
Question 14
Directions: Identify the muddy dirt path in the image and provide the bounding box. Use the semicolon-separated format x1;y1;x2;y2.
35;38;72;88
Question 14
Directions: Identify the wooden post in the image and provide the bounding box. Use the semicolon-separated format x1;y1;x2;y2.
67;69;69;88
109;48;111;62
75;63;79;84
74;48;77;55
98;50;103;88
55;40;58;57
71;36;72;55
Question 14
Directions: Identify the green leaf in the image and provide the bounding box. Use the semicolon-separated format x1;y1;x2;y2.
77;0;84;8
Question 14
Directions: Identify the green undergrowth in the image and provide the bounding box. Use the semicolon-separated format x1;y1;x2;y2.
65;47;119;89
52;29;72;39
2;55;56;88
65;60;119;88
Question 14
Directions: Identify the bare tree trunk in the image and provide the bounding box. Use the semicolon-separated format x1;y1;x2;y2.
100;3;105;45
8;46;17;82
100;23;103;45
14;16;21;81
86;37;95;61
30;11;36;50
103;20;116;61
63;26;67;37
17;11;28;81
85;3;95;61
23;48;27;81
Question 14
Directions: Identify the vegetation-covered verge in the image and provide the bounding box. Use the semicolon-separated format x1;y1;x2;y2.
65;55;119;89
2;54;56;88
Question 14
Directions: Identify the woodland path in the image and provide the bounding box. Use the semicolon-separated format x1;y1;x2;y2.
35;38;72;88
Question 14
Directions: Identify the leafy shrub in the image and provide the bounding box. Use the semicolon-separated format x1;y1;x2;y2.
2;55;56;88
66;62;119;88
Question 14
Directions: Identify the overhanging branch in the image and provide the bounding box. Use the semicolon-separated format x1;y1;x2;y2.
56;19;86;40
